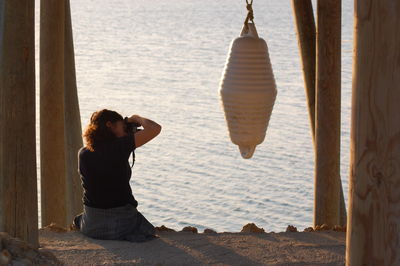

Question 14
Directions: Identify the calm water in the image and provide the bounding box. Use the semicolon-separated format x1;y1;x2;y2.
35;0;354;232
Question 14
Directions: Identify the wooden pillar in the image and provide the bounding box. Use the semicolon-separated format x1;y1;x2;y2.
291;0;316;139
292;0;346;226
40;0;83;227
314;0;341;227
0;1;38;247
64;0;84;225
346;0;400;265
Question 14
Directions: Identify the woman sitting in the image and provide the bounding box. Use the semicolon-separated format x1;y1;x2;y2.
73;109;161;242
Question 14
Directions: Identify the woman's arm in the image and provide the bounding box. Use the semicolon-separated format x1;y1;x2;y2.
127;115;161;148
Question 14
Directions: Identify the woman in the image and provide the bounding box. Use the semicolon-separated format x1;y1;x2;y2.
73;109;162;242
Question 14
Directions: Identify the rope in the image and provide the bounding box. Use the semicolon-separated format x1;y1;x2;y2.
244;0;254;28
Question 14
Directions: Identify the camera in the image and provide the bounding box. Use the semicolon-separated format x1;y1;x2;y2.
124;117;142;133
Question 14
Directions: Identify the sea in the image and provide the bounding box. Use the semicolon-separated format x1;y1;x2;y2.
34;0;354;232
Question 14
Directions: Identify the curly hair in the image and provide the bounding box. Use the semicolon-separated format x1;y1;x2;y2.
83;109;124;151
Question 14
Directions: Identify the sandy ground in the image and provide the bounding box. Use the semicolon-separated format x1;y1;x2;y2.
38;228;345;265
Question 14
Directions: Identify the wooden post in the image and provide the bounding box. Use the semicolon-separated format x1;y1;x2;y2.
40;0;83;227
291;0;316;139
346;0;400;264
314;0;341;227
40;0;67;227
64;0;84;225
292;0;346;226
0;1;39;247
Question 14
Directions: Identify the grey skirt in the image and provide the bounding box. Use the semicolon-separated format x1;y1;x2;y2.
74;204;156;242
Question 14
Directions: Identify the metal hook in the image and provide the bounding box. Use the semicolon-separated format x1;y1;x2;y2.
244;0;254;28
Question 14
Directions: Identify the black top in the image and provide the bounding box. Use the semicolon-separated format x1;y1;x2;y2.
78;135;138;209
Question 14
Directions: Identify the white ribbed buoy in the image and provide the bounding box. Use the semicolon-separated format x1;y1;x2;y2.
219;22;277;159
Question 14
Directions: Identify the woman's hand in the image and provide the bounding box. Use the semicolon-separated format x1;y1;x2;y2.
127;115;143;125
127;114;162;148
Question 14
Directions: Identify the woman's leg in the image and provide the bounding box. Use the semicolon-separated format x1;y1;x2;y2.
135;211;156;236
123;209;157;242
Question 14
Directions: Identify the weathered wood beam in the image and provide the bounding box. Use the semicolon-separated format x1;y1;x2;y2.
292;0;346;226
314;0;342;227
64;0;84;226
0;0;39;247
346;0;400;264
40;0;67;227
40;0;83;227
291;0;316;139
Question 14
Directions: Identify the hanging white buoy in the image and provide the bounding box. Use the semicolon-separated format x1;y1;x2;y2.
219;18;277;159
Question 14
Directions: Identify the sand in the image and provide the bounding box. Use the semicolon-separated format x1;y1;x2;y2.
38;227;346;265
0;232;61;265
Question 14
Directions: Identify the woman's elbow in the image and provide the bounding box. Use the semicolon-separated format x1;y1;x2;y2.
156;124;162;135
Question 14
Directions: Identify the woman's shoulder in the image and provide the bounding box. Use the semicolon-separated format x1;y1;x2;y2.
78;136;134;158
78;146;92;158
